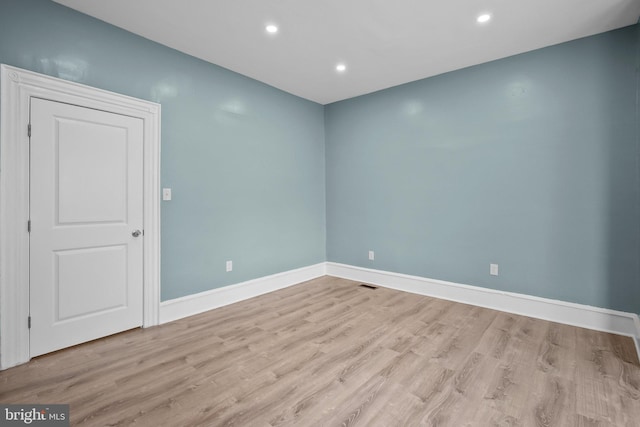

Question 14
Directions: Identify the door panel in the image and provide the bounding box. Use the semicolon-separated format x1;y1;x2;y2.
30;97;144;357
55;245;128;321
56;119;128;224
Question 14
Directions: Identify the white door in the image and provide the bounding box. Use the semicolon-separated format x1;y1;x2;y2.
29;97;144;357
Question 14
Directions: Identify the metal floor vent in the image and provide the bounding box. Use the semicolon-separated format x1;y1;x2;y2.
359;284;378;290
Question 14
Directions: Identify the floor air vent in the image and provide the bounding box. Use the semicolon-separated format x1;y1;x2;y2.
359;284;378;290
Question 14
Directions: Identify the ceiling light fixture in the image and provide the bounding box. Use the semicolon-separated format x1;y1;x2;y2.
336;63;347;72
477;14;491;23
266;24;278;34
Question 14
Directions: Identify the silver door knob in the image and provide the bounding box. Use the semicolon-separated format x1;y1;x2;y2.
132;230;142;237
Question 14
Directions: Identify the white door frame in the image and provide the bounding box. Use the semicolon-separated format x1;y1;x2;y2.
0;64;161;369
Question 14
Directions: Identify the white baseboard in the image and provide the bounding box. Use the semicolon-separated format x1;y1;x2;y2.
326;262;640;358
159;263;326;324
635;316;640;360
159;261;640;361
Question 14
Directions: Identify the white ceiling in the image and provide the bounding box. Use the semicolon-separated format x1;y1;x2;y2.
53;0;640;105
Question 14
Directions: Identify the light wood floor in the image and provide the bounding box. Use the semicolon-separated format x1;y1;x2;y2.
1;276;639;426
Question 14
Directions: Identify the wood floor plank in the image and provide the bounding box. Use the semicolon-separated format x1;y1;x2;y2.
1;276;638;426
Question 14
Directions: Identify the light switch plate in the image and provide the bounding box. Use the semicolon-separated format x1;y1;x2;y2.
490;263;499;276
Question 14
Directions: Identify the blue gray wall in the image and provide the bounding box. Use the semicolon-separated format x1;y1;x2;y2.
0;0;326;301
1;0;639;315
326;25;640;315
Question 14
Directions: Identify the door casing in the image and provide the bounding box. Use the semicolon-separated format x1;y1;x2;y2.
0;64;161;369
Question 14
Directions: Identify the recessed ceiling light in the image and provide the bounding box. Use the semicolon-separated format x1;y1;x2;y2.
336;63;347;72
266;24;278;34
477;14;491;23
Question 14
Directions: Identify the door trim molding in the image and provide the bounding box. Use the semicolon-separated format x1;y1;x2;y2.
0;64;161;369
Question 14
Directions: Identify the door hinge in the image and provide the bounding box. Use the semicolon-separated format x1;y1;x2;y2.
27;219;31;233
28;316;31;329
27;123;31;138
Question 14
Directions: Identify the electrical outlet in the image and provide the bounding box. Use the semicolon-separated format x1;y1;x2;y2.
368;250;374;261
226;260;233;272
490;263;499;276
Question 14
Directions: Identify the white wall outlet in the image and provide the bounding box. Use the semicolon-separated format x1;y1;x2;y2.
490;263;499;276
226;260;233;272
368;250;375;261
162;188;172;201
